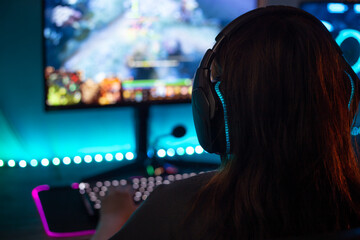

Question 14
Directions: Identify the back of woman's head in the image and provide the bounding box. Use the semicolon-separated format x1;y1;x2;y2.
216;7;359;165
186;6;360;240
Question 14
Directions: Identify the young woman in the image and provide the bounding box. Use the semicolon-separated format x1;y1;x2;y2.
92;6;360;240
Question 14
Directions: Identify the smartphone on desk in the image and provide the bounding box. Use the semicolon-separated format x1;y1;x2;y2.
32;184;98;238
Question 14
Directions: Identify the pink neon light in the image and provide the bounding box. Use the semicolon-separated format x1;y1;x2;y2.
71;182;79;189
32;185;96;238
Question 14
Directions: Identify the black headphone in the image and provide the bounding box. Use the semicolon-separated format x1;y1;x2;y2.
192;6;359;156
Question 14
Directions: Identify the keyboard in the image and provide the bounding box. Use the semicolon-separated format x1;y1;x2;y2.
78;172;198;216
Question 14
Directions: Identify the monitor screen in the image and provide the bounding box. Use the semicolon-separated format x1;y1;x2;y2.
300;2;360;77
43;0;256;109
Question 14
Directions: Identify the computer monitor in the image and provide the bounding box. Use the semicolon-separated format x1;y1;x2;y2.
43;0;257;110
300;1;360;77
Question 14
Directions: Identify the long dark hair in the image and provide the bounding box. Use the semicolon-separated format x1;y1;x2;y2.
184;7;360;240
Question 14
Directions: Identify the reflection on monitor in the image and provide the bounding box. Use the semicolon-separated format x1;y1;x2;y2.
301;2;360;77
43;0;256;109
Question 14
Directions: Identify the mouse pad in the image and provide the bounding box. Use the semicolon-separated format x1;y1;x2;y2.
32;185;98;237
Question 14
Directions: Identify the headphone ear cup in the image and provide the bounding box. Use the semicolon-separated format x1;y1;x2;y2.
192;87;214;152
192;66;216;153
192;67;227;154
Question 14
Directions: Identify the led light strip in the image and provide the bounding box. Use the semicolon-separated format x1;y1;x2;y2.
0;151;135;168
0;146;205;168
156;146;204;158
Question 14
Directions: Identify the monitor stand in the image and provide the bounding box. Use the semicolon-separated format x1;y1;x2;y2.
83;105;218;182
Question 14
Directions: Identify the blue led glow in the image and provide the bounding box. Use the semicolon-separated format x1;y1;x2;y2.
176;147;185;156
215;82;231;154
115;152;124;161
105;153;113;161
167;148;175;157
336;29;360;74
67;0;78;5
157;149;166;158
41;158;49;166
41;158;49;167
345;71;355;110
186;146;195;155
94;154;103;162
321;20;334;32
195;145;204;154
19;160;27;168
8;159;16;167
351;127;360;136
73;156;82;164
0;152;161;168
52;157;60;165
327;3;348;13
125;152;134;160
354;4;360;13
63;157;71;165
84;155;92;163
30;159;38;167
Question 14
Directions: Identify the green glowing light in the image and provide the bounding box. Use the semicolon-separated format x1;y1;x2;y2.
146;165;155;176
69;83;76;92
